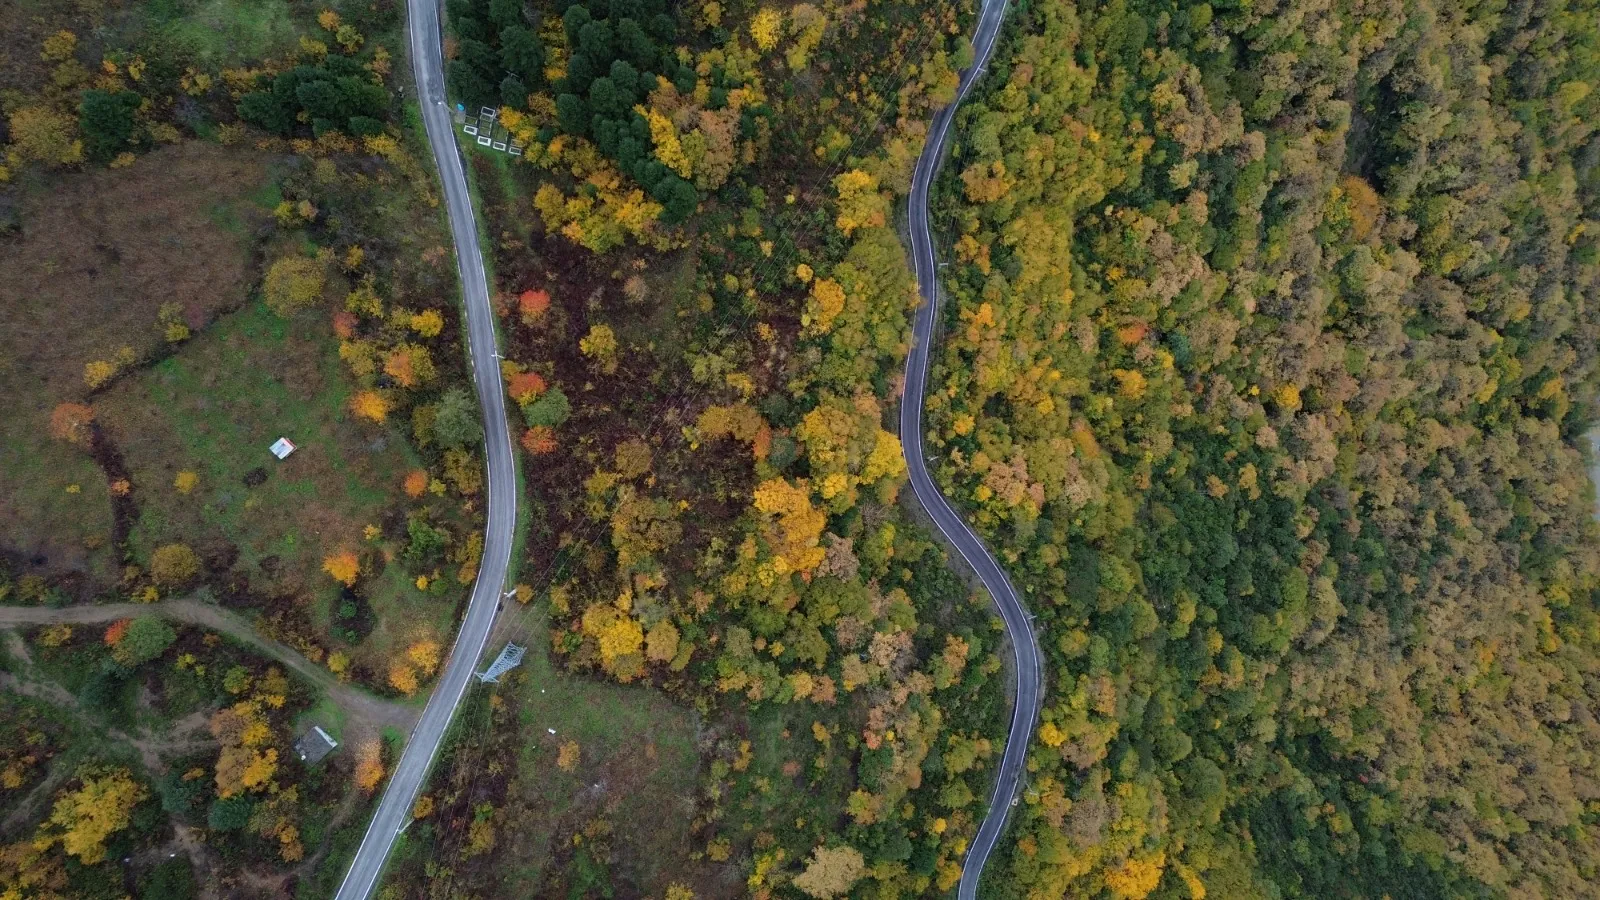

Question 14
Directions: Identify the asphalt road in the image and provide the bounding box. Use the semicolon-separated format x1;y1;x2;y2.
332;0;518;895
899;0;1043;897
331;0;1024;894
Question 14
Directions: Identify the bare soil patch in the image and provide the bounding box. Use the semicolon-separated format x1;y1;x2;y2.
0;142;271;586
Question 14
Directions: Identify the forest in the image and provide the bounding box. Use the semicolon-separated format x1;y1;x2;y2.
380;0;1024;897
2;0;1597;894
392;0;1600;894
924;0;1600;895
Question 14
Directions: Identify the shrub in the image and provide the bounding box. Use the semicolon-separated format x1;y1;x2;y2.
522;387;571;428
149;544;201;587
111;617;177;667
262;256;328;317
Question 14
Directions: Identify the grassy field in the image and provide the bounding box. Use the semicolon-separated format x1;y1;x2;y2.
2;0;471;691
95;295;460;662
0;143;272;588
141;0;302;66
504;608;702;892
0;139;461;675
384;603;707;896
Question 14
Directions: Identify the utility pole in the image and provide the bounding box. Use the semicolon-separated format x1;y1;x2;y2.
477;642;526;683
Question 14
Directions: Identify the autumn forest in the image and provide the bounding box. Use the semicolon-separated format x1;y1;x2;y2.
2;0;1599;896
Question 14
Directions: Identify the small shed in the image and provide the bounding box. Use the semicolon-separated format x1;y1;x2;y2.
294;726;338;765
269;437;297;460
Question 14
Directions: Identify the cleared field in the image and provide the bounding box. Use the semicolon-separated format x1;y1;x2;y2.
0;143;270;587
95;297;459;669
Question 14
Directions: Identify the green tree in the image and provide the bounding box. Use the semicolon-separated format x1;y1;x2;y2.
78;89;142;163
207;795;254;832
522;386;570;428
432;387;483;448
139;857;198;900
112;617;177;667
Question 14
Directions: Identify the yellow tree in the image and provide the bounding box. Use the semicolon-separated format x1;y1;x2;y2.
793;845;866;898
581;603;645;681
210;700;278;798
751;478;828;574
263;256;328;317
645;619;680;663
349;390;391;423
150;543;201;587
405;638;442;676
749;8;783;51
804;278;846;334
43;766;148;864
322;551;360;586
7;106;83;166
833;170;888;236
354;740;385;792
1105;852;1167;899
579;323;620;373
388;660;419;695
557;740;580;772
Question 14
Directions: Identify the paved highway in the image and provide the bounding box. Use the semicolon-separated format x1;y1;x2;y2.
899;0;1042;897
332;0;518;895
334;0;1025;894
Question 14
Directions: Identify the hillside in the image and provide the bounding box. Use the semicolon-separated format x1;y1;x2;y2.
927;0;1600;895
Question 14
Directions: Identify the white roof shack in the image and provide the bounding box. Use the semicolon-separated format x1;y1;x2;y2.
270;437;297;460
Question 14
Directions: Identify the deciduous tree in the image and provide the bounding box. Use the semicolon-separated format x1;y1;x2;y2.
43;766;147;864
792;845;866;898
322;551;360;586
150;543;201;587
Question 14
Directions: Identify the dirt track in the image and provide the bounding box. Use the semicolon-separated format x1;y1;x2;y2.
0;600;418;733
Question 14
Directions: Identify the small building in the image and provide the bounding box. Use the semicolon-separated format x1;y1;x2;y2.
294;726;338;765
269;437;297;460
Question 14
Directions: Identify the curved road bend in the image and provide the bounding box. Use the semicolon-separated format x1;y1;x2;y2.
334;0;518;896
900;0;1043;897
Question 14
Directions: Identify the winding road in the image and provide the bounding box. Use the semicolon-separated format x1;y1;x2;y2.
900;0;1042;897
331;0;1028;894
333;0;518;895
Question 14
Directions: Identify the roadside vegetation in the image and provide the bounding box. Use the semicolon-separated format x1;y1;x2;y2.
382;0;1023;898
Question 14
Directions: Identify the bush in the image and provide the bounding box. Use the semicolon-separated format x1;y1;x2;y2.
433;387;483;448
522;387;571;428
262;256;328;317
112;617;177;667
149;543;201;587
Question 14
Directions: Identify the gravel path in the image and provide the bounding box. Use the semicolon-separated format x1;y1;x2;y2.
0;600;417;732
